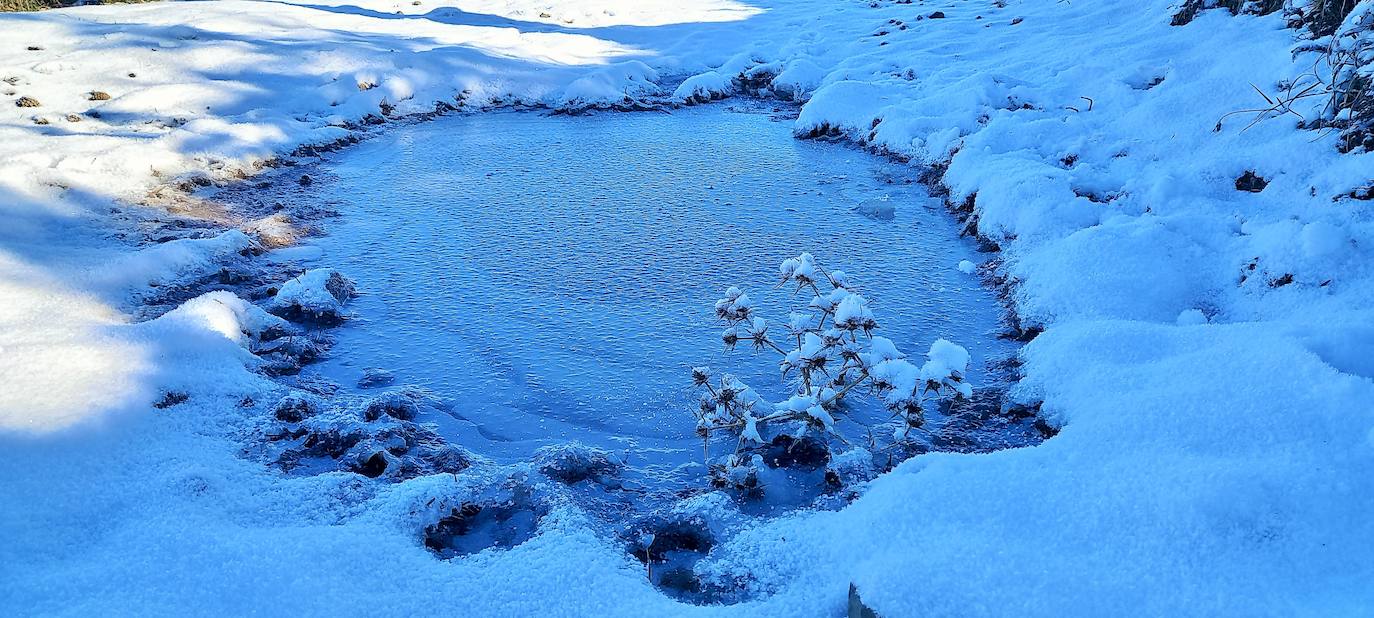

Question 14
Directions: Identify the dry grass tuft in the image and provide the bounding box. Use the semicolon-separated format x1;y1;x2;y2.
1;0;160;11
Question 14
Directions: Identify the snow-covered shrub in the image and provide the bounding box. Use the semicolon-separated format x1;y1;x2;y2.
1170;0;1283;27
1293;0;1365;36
1216;2;1373;151
690;252;973;471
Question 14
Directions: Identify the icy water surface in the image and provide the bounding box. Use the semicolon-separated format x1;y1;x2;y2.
291;104;1015;481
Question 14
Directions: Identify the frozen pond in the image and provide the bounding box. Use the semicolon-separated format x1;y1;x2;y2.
280;103;1017;484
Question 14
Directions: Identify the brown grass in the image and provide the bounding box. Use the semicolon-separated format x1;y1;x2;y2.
1;0;159;12
0;0;63;11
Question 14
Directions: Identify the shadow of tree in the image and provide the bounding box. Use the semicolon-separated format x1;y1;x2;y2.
0;0;767;437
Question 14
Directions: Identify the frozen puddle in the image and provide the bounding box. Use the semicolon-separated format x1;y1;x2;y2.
271;103;1022;491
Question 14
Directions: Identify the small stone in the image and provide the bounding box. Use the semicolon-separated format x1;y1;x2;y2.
32;116;48;125
154;391;190;409
534;442;621;484
361;388;434;422
928;11;946;18
357;368;396;389
271;392;324;423
758;434;830;471
65;114;81;123
15;96;40;108
244;212;300;249
298;174;313;186
1235;170;1268;193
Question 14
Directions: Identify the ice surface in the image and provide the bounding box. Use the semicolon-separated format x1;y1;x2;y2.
282;105;1015;480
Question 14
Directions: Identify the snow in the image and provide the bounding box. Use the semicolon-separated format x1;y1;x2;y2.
831;293;873;332
1176;308;1209;326
162;290;288;346
268;268;356;321
673;70;735;103
3;0;1372;615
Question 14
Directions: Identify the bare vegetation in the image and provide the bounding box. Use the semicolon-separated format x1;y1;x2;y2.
690;253;972;481
1206;1;1373;152
1;0;158;11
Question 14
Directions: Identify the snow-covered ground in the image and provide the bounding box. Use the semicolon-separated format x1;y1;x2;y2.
2;0;1372;615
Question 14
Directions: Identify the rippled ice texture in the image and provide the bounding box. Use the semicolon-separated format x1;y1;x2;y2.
296;104;1015;478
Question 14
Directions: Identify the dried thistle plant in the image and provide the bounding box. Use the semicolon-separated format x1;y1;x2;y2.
690;252;973;476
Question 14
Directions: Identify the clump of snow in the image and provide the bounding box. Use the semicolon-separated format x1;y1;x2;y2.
93;230;258;298
672;70;735;104
770;58;827;101
160;290;288;346
920;338;972;398
268;268;355;322
957;259;976;274
263;386;469;479
1176;308;1209;326
559;61;661;109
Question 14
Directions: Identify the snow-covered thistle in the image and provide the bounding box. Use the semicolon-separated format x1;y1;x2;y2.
691;252;974;468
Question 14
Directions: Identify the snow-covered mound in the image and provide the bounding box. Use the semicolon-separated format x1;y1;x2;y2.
268;268;356;322
2;0;1371;615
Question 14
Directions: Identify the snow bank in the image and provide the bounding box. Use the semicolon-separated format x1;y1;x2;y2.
672;0;1374;613
0;227;264;434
